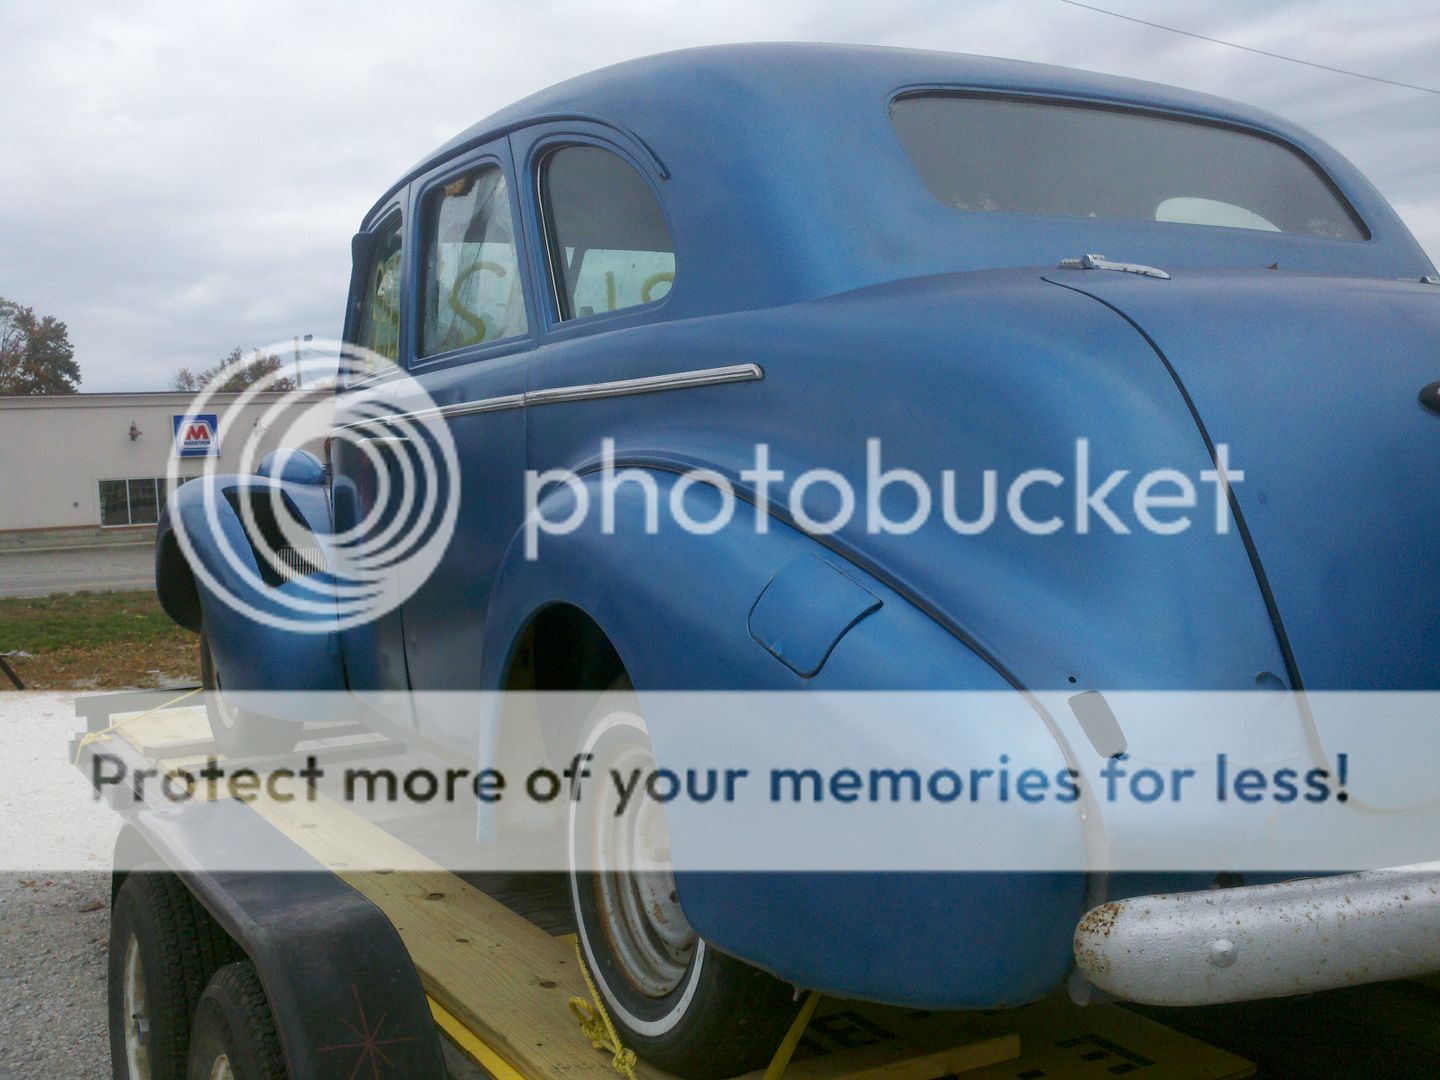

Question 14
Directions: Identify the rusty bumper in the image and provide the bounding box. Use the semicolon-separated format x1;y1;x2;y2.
1073;863;1440;1005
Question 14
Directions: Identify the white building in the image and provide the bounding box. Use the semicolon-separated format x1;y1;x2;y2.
0;391;331;547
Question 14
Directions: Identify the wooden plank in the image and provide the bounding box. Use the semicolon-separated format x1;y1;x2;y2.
805;997;1255;1080
113;704;372;758
430;995;531;1080
245;787;656;1079
751;1033;1019;1079
114;704;212;753
75;687;201;731
732;995;1253;1080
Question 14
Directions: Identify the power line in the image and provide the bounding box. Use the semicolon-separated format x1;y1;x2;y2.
1057;0;1440;95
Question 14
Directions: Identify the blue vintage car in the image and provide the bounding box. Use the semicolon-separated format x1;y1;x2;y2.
156;43;1440;1077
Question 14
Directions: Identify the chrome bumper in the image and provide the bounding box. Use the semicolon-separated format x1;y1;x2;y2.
1073;863;1440;1005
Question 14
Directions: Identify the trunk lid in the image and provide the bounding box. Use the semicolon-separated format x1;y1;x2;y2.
1047;268;1440;811
1045;267;1440;692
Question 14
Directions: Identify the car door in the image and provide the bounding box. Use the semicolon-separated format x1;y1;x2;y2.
333;202;416;729
509;124;683;495
392;139;536;753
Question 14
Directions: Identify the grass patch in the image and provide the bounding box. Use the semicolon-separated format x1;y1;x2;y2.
0;590;198;690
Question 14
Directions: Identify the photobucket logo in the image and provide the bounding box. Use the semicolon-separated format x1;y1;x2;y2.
524;438;1243;558
168;341;459;634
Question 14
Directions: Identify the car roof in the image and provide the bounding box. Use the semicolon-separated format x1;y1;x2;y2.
360;43;1432;296
367;42;1308;221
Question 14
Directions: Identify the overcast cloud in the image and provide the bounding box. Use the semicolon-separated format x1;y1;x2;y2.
1;0;1435;391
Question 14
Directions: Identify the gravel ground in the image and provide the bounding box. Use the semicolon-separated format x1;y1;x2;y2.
0;874;111;1078
0;693;122;1079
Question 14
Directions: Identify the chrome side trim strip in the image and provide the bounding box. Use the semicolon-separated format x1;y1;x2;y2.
524;363;763;407
332;393;524;433
415;393;526;422
339;364;762;432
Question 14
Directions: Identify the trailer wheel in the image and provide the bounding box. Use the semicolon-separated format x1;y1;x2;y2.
199;627;300;758
569;702;800;1079
186;962;286;1080
109;873;240;1080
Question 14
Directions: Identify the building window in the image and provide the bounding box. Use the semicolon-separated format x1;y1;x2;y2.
99;477;180;527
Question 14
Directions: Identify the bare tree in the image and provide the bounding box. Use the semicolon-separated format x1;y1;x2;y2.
0;296;80;394
173;347;295;393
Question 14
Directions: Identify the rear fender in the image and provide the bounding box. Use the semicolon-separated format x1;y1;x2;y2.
479;469;1088;1006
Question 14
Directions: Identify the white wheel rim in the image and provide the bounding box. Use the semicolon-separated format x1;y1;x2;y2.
593;742;696;995
122;933;150;1080
210;661;238;730
571;708;708;1036
214;694;239;730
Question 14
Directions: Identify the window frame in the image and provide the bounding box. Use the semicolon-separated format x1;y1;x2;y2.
528;133;678;337
408;146;537;372
342;202;407;388
97;477;179;528
886;88;1372;244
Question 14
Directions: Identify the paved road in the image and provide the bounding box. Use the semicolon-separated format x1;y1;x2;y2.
0;545;153;599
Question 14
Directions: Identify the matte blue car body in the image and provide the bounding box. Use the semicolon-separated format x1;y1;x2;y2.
1046;270;1440;690
156;473;345;703
156;44;1439;1007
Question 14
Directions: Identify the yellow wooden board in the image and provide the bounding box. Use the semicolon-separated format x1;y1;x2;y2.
112;704;370;759
745;1031;1020;1080
775;997;1253;1080
114;703;213;754
247;784;669;1078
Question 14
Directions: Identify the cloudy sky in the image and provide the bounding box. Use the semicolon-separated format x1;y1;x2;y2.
2;0;1436;392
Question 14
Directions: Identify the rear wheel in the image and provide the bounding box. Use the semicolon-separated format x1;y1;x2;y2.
568;700;800;1079
198;627;300;758
186;962;286;1080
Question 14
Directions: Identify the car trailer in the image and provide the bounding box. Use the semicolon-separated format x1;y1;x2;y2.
72;689;1256;1080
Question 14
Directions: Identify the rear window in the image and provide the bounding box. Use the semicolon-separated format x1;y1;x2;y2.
890;94;1366;241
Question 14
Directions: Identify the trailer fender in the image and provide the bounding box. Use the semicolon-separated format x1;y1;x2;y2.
111;815;447;1080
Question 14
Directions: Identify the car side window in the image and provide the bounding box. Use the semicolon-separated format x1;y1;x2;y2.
540;145;674;321
420;165;528;357
354;214;403;373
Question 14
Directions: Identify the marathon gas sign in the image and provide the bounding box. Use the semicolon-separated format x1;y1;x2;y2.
172;413;219;458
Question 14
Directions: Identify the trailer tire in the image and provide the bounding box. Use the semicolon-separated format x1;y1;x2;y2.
199;626;300;758
109;873;240;1080
186;962;286;1080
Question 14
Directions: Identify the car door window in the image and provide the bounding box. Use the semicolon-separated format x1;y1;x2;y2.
354;214;404;374
540;145;674;321
420;166;528;357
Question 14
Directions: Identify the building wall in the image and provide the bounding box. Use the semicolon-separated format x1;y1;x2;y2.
0;391;332;534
